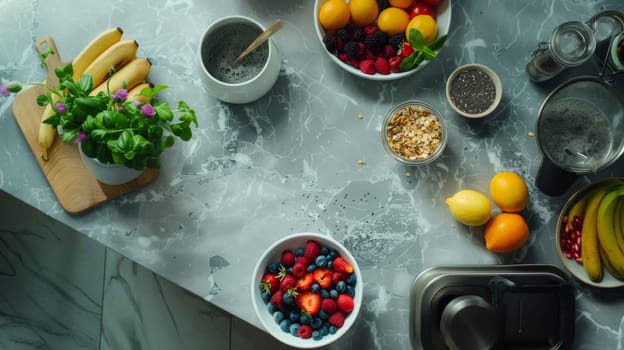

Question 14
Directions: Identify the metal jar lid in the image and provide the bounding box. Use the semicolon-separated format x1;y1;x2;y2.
549;21;597;67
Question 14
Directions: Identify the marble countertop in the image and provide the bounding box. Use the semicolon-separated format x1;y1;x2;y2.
1;0;624;348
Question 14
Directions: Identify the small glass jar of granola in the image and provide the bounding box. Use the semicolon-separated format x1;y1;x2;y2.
381;100;447;165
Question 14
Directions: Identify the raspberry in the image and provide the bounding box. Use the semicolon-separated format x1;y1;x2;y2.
297;324;313;339
389;56;403;73
338;52;349;62
389;34;404;50
337;28;351;42
321;298;338;314
364;49;375;60
350;58;362;69
343;41;360;59
382;44;397;58
353;27;365;42
337;294;354;313
360;59;375;75
364;31;388;51
364;25;378;36
328;311;345;327
292;263;306;278
374;57;390;75
304;240;321;261
323;33;338;53
281;250;295;266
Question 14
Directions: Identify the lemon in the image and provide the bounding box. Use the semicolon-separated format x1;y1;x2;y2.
377;7;410;35
405;14;437;45
348;0;379;27
489;172;529;212
445;189;492;226
318;0;351;32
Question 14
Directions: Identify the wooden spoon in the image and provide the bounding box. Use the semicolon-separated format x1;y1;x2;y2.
233;19;283;64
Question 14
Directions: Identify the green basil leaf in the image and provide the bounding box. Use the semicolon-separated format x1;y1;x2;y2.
154;101;173;121
61;129;78;143
163;135;175;149
81;139;97;158
42;114;60;125
90;129;109;143
36;94;50;106
428;34;448;52
77;74;93;92
408;29;425;50
96;144;113;164
75;96;106;111
399;51;424;72
422;47;437;60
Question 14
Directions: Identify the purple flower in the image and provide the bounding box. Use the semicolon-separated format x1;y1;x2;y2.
112;88;128;102
117;106;124;112
54;102;67;113
134;100;141;107
0;83;9;97
140;104;155;118
73;131;87;144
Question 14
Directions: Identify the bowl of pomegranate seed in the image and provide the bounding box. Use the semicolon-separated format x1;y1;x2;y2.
556;177;624;288
313;0;452;81
251;232;363;348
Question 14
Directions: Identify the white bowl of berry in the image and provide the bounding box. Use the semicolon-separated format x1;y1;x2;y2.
314;0;452;80
251;232;363;348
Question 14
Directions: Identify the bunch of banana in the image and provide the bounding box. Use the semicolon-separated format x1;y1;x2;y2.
39;27;152;160
566;180;624;282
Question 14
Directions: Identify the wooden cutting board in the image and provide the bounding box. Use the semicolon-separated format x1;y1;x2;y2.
11;35;158;214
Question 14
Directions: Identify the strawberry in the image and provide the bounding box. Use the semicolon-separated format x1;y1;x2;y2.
389;56;403;73
292;263;306;278
401;42;414;58
280;274;298;292
270;290;284;309
303;240;321;261
360;59;375;75
297;292;321;315
337;294;354;313
260;274;279;294
328;311;345;327
280;250;295;266
297;273;314;291
332;257;354;273
332;272;346;285
374;57;390;75
321;298;338;314
297;324;313;339
312;268;333;289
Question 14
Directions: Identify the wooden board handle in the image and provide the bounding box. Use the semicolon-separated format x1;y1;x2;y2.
34;35;63;87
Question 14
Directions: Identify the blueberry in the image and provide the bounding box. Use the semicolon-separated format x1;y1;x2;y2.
279;319;291;332
312;330;322;340
266;303;275;314
287;267;293;274
336;281;346;293
295;247;304;257
267;262;280;274
329;249;338;259
320;325;329;336
347;285;355;297
329;325;337;334
320;289;330;299
327;260;333;269
311;317;323;329
300;314;311;325
315;255;327;268
306;264;317;273
321;246;329;255
346;273;357;285
330;289;338;299
318;310;329;319
289;323;300;336
282;292;293;304
273;311;284;323
261;290;271;302
311;283;321;293
289;310;300;322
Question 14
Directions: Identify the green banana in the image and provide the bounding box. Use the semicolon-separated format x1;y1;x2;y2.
581;186;611;282
597;186;624;276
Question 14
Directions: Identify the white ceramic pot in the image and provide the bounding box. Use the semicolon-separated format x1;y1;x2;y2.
198;16;281;104
79;143;143;185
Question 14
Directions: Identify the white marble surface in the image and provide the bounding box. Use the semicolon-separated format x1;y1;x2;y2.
1;0;624;349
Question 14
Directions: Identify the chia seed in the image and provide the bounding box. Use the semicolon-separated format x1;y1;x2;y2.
449;68;496;115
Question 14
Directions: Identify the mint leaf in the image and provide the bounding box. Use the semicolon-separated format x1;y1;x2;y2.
422;47;437;60
428;34;448;52
408;29;425;50
399;51;423;72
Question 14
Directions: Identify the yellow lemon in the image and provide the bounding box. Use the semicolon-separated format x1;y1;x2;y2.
318;0;351;32
348;0;379;27
489;172;529;212
377;7;410;35
445;190;492;226
405;14;437;45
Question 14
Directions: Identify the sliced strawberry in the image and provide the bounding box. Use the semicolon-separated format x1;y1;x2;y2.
332;257;354;273
297;292;321;315
304;240;321;261
292;263;306;278
328;311;345;327
332;272;346;285
313;268;333;289
337;294;354;313
280;274;298;292
280;250;295;266
260;274;279;294
270;290;284;309
321;298;338;314
297;273;314;291
401;42;414;58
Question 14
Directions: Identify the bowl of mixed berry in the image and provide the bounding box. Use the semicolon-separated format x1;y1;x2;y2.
314;0;452;80
251;232;362;348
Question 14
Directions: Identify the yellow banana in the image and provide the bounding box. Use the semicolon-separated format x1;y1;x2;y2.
596;186;624;276
39;103;56;161
566;195;588;230
614;198;624;253
126;82;152;103
72;27;123;82
82;39;138;89
600;244;624;280
581;186;611;282
89;57;151;97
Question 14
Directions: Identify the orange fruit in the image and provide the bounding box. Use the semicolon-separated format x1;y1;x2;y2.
484;213;529;253
405;14;437;44
489;172;529;212
348;0;379;27
318;0;351;32
377;7;410;35
389;0;413;9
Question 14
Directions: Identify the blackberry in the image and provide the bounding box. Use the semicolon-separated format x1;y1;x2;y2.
364;31;388;51
343;41;360;59
336;27;351;42
352;28;365;42
323;33;338;53
389;34;404;50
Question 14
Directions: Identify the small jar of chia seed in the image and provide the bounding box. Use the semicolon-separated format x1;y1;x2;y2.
446;64;502;119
